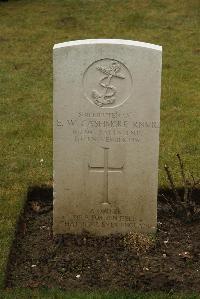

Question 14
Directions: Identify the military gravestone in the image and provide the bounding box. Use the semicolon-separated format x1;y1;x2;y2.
53;39;162;235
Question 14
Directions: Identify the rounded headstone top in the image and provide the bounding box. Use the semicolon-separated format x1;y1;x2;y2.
53;39;162;51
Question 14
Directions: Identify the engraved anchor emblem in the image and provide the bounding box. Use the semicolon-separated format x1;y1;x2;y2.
92;61;126;107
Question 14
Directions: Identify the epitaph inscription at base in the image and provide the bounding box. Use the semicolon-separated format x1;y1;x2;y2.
53;39;162;235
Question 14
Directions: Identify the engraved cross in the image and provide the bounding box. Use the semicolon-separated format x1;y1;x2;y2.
88;147;124;205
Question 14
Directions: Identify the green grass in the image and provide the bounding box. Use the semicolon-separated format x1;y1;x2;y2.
0;289;200;299
0;0;199;298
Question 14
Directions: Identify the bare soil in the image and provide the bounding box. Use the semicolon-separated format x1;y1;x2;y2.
5;187;200;292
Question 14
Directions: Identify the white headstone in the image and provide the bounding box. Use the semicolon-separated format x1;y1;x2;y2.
53;39;162;235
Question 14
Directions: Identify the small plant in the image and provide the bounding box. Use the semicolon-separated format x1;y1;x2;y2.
163;154;200;222
124;232;154;254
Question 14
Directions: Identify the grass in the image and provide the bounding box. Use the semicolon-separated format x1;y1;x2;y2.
1;289;200;299
0;0;199;297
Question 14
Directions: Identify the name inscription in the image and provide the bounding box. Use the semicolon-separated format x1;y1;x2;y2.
56;111;159;144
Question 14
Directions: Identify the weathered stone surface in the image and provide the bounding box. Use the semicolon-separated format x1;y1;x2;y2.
53;39;162;235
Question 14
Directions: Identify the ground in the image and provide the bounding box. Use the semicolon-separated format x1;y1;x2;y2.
5;187;200;293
